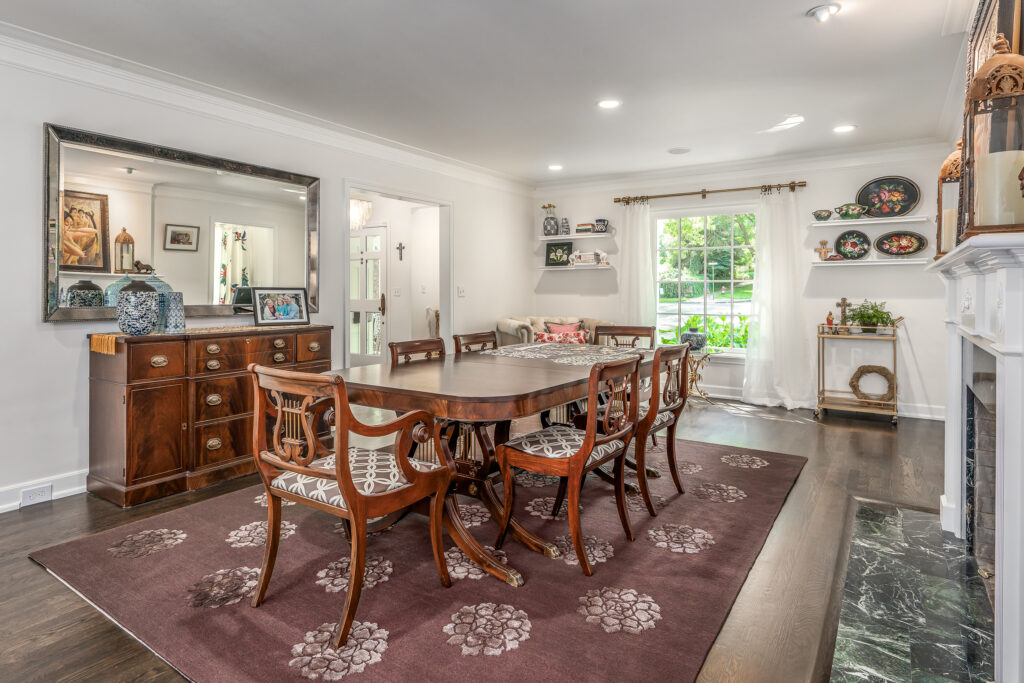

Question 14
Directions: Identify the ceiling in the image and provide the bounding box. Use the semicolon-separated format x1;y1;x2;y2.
1;0;970;182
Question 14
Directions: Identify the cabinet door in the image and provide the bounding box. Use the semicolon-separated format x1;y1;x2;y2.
127;381;186;484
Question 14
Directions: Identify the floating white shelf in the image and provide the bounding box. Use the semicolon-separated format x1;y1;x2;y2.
537;264;613;271
808;215;931;229
810;257;930;267
537;232;614;241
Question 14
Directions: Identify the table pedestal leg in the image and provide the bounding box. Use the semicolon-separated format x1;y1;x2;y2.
442;495;524;587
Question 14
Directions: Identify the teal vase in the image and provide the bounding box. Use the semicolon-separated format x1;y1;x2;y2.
145;274;174;332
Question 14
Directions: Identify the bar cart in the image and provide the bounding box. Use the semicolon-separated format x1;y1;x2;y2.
814;318;903;425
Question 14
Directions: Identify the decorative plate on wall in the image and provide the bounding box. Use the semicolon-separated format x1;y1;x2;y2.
856;176;921;217
874;231;928;257
834;230;871;259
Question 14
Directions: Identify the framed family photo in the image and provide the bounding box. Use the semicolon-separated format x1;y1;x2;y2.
252;287;310;326
164;224;200;251
60;190;110;272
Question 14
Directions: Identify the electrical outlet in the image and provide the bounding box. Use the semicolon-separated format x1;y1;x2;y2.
21;484;52;507
457;286;466;298
420;284;427;294
393;288;401;297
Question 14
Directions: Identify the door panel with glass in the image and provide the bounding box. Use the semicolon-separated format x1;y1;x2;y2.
349;227;387;366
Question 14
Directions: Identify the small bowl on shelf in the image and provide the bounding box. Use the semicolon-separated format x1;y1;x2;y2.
812;209;833;221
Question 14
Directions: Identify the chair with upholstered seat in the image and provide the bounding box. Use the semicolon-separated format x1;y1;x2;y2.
389;338;446;365
453;331;498;353
248;363;454;648
494;355;641;575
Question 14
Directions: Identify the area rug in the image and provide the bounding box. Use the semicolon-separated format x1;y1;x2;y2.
31;440;805;682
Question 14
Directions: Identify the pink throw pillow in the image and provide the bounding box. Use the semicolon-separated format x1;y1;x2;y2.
535;330;589;344
544;321;583;334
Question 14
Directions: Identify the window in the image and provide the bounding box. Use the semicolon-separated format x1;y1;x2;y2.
656;211;756;351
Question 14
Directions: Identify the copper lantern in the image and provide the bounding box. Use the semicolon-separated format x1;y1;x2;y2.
114;227;134;273
936;139;962;259
965;33;1024;240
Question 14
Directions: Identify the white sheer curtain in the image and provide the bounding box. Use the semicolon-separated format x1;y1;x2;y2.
742;190;814;409
217;227;252;304
618;200;656;326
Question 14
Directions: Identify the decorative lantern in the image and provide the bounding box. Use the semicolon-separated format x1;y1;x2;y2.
965;33;1024;240
935;139;962;259
114;227;135;273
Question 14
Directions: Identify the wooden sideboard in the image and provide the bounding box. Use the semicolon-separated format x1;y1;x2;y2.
88;324;333;506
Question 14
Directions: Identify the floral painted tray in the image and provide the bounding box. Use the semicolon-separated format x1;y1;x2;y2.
834;230;871;260
873;231;928;257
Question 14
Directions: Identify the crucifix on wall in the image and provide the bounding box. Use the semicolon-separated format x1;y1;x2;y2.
395;242;406;261
835;297;851;325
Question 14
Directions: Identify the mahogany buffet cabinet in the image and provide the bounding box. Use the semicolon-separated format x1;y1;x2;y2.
88;325;333;506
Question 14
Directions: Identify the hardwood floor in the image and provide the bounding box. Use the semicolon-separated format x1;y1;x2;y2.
0;400;943;682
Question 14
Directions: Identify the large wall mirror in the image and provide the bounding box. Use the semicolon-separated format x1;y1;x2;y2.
43;124;320;321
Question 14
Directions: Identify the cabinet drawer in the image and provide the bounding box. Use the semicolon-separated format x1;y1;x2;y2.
193;374;253;422
191;337;248;359
128;342;186;382
193;353;249;376
248;334;295;355
297;331;331;362
193;416;253;470
250;349;295;368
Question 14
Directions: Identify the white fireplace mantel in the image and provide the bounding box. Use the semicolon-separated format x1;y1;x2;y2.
927;233;1024;682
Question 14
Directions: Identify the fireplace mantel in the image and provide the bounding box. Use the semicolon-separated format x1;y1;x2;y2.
927;233;1024;682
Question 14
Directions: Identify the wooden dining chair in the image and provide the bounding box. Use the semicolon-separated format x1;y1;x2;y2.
494;355;641;575
594;325;656;349
388;338;446;365
453;331;498;354
248;364;454;648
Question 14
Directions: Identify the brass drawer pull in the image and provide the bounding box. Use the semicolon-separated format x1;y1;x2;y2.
205;393;222;406
273;352;286;363
206;359;221;370
308;341;321;352
150;355;169;368
206;437;222;450
206;343;221;354
273;338;286;349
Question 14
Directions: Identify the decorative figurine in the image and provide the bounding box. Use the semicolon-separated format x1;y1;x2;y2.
814;240;832;260
595;249;609;265
133;259;155;274
542;204;559;236
826;311;835;334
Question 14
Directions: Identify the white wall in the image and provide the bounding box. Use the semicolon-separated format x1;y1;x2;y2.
0;37;532;511
410;206;440;338
532;145;951;419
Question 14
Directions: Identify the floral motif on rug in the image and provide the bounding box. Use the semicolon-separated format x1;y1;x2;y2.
457;503;490;527
187;566;259;608
693;483;747;503
288;621;388;679
226;520;297;548
678;461;703;475
253;492;296;507
577;587;662;634
443;603;531;656
513;468;561;488
107;529;187;558
624;491;668;513
525;496;581;521
445;545;508;580
647;524;716;554
315;557;393;593
720;453;769;469
552;534;614;566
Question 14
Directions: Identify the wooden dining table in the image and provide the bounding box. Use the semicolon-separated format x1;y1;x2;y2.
329;342;654;587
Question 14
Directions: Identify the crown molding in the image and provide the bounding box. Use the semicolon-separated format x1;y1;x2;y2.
531;140;952;196
0;24;531;196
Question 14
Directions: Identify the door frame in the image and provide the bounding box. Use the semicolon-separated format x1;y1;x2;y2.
349;223;389;366
341;180;454;368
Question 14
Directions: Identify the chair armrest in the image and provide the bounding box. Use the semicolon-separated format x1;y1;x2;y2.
496;318;532;343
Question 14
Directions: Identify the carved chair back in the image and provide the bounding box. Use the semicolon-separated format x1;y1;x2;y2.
453;331;499;354
594;325;656;349
580;355;641;458
249;364;445;517
644;344;690;428
388;338;446;366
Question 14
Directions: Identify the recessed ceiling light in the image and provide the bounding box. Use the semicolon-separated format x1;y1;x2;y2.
667;147;691;155
806;4;841;22
833;124;857;133
548;164;563;171
760;114;805;134
597;99;622;109
124;167;134;175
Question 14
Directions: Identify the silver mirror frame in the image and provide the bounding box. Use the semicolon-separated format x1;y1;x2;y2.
42;123;320;321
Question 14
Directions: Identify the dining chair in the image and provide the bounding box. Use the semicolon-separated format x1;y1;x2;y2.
248;364;454;648
453;331;499;353
594;325;656;349
388;338;446;365
494;355;641;575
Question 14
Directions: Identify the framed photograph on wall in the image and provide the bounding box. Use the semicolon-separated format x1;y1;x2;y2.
60;190;110;272
545;241;572;267
252;287;310;326
164;224;200;251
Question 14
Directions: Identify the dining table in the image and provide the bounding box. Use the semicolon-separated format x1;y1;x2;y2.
328;342;654;587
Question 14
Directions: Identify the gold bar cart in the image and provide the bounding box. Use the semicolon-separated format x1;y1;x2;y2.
814;319;903;425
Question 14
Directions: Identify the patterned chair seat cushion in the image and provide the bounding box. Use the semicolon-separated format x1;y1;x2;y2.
595;404;675;431
504;424;624;465
270;448;440;509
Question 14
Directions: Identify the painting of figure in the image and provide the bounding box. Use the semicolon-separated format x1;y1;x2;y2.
60;190;110;272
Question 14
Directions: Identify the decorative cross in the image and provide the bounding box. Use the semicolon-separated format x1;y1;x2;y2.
814;240;832;261
835;297;851;325
395;242;406;261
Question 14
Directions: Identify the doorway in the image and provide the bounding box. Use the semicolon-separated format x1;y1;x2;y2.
347;189;448;367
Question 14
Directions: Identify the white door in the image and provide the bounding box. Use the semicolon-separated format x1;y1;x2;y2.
349;226;388;366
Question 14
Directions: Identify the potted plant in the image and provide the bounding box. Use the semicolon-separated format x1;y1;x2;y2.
846;299;895;334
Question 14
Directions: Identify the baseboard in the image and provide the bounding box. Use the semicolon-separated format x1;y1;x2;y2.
0;469;88;514
703;384;944;422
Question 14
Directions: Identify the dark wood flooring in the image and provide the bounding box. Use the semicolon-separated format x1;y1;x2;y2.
0;400;943;682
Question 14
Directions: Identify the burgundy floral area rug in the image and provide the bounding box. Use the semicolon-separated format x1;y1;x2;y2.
30;440;805;682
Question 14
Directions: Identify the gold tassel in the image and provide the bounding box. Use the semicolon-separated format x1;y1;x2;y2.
90;333;118;355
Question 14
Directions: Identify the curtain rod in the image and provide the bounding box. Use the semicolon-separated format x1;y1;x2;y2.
613;180;807;204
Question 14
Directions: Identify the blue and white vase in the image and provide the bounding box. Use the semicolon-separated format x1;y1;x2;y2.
67;280;103;308
145;273;174;332
116;280;158;336
163;291;186;334
103;274;133;306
